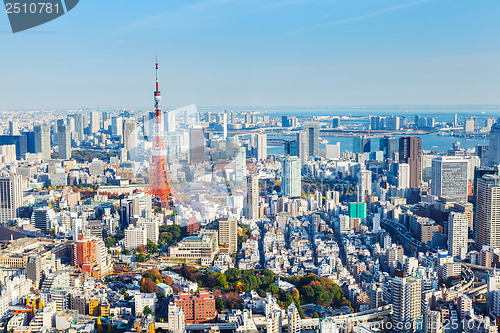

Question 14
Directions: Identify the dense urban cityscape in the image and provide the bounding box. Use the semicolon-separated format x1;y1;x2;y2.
0;57;498;333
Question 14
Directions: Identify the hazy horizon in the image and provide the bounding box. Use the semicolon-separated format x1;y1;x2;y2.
1;0;499;109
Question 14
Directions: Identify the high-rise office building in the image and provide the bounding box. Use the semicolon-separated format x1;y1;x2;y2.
73;114;85;141
57;123;71;160
0;135;27;159
386;116;400;130
255;133;267;161
0;175;22;224
9;121;19;136
282;116;290;128
123;119;138;161
370;116;382;130
34;124;50;160
391;270;422;332
244;175;259;221
282;156;301;198
431;156;468;202
325;143;340;159
90;111;101;133
464;117;475;133
296;131;309;164
189;127;205;164
164;110;176;133
475;174;500;250
399;137;422;188
31;207;54;234
235;147;246;182
380;136;398;160
111;117;123;137
489;118;500;166
448;212;468;260
222;111;228;139
304;122;319;158
218;217;237;254
397;163;410;189
25;130;36;154
357;170;372;201
353;136;370;154
332;116;340;129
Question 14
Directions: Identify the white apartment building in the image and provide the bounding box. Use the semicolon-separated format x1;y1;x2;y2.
124;225;147;250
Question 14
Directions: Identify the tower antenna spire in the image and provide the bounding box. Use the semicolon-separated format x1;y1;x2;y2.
155;55;159;92
146;57;184;209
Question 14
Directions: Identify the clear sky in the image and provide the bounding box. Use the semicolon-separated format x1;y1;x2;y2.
0;0;499;110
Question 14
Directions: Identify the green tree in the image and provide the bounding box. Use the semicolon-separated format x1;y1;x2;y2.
105;237;116;248
143;306;154;316
216;298;227;311
147;239;158;253
216;273;228;289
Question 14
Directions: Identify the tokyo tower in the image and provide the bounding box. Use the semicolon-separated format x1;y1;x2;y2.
145;58;183;209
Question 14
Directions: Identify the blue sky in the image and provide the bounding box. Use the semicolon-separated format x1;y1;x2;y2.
0;0;499;109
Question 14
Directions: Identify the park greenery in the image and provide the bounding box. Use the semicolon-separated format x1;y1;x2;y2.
171;265;351;318
158;225;183;246
71;149;119;163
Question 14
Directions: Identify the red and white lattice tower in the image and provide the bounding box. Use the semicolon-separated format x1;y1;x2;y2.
145;58;183;209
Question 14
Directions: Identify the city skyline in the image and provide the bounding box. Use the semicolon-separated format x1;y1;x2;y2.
1;0;500;109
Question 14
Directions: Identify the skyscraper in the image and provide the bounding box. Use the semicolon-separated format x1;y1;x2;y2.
391;270;422;332
9;121;19;136
296;131;309;164
379;136;398;160
397;163;410;189
189;126;205;164
475;174;500;250
244;175;259;221
282;156;301;198
235;147;246;182
304;122;319;158
255;133;267;161
74;114;85;141
0;175;22;224
111;116;124;136
489;118;500;166
164;110;176;133
357;170;372;201
90;111;101;133
57;122;71;160
0;135;27;159
353;136;371;154
431;156;468;202
218;217;237;254
399;137;422;188
282;116;290;128
34;124;50;160
448;212;468;260
123;119;138;161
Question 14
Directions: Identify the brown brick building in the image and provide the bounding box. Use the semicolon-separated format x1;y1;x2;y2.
173;291;216;324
